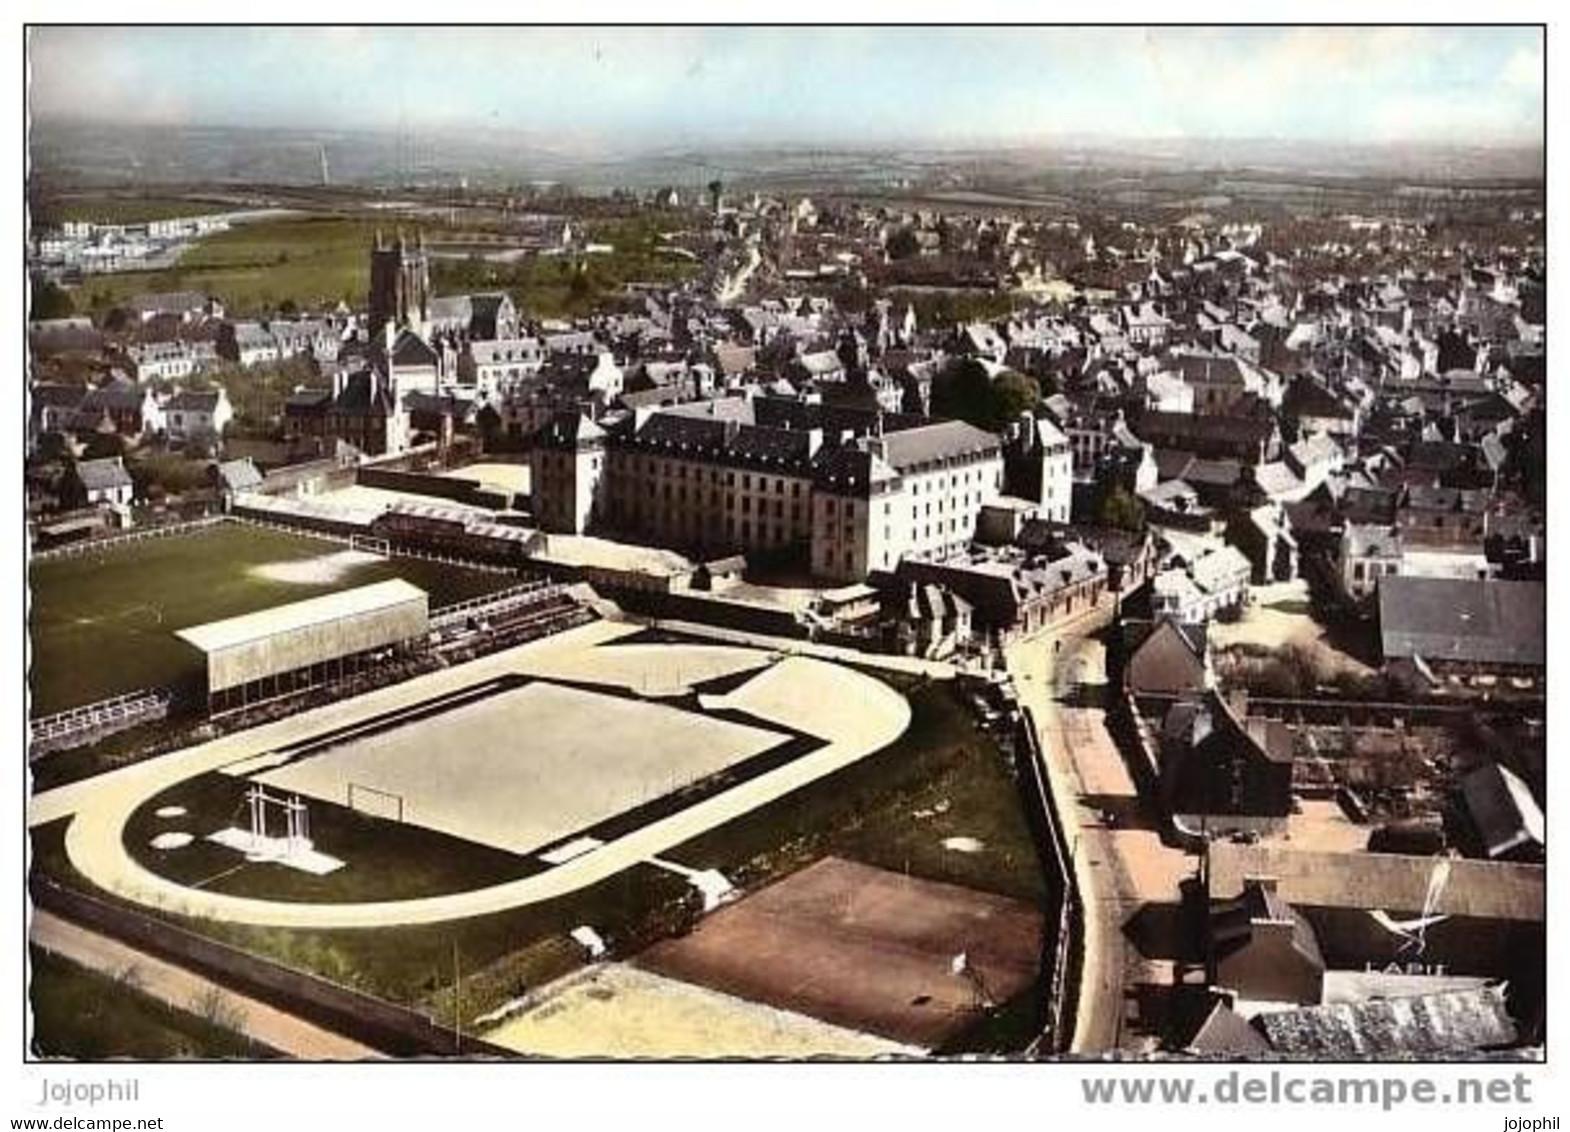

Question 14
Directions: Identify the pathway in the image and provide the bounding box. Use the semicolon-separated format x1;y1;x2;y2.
30;910;378;1060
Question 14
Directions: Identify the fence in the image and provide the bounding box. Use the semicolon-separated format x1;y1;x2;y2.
429;580;559;629
29;687;174;757
30;877;516;1059
29;516;226;563
1014;706;1084;1057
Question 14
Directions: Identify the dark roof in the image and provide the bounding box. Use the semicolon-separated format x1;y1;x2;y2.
877;419;1000;472
1183;1001;1273;1057
1461;763;1544;859
167;389;220;412
1378;577;1545;668
331;371;397;417
1256;985;1517;1058
1135;410;1275;450
535;412;607;449
31;382;87;410
1211;879;1326;972
73;457;132;492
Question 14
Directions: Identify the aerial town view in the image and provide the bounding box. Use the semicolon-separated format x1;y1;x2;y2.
22;25;1546;1072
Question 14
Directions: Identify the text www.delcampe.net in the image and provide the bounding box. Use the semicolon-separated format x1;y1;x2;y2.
1081;1069;1537;1111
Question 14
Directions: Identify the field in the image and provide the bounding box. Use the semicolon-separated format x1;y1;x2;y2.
28;946;268;1060
70;207;701;320
28;522;514;716
671;673;1049;902
74;214;384;317
639;856;1044;1050
35;194;234;225
253;680;792;857
481;962;913;1059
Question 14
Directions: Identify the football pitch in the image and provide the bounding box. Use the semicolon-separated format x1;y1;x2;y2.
27;522;513;717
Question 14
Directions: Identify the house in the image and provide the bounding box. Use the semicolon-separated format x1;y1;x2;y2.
1377;576;1545;693
884;580;974;660
1460;763;1544;863
888;544;1106;645
1151;543;1252;623
1158;689;1293;825
124;290;211;323
76;378;164;438
1253;984;1517;1058
217;321;281;368
164;387;234;445
66;456;134;509
1122;616;1211;697
1207;842;1544;996
1340;523;1403;602
1227;502;1298;584
1209;877;1327;1006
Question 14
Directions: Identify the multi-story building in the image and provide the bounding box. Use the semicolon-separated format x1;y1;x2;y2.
533;394;1005;582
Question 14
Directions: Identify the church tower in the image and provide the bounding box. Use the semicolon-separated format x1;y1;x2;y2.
368;229;431;340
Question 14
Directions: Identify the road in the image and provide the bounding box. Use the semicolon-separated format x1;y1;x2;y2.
1005;607;1193;1056
30;909;379;1060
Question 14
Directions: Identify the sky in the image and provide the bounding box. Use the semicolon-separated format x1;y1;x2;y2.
28;26;1545;149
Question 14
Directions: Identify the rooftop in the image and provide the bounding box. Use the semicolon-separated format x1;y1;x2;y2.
176;579;428;655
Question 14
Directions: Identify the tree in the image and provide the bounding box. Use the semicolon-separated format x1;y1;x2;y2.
1095;485;1145;532
29;276;73;320
885;226;920;261
930;360;1039;432
992;370;1040;424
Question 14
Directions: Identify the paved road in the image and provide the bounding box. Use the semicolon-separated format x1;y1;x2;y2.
33;626;912;929
642;618;958;679
30;910;378;1060
1005;604;1192;1056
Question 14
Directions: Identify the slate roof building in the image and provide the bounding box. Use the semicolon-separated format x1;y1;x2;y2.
1377;576;1545;691
1460;763;1545;863
1159;689;1293;824
1254;984;1517;1058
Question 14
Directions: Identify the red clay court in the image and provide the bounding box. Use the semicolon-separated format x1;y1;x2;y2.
637;856;1045;1050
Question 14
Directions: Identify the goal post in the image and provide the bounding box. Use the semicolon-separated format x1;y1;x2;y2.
351;535;392;557
347;781;405;822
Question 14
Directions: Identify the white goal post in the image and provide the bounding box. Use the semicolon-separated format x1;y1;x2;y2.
346;781;406;822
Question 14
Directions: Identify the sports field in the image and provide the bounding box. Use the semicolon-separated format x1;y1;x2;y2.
639;856;1045;1050
254;681;792;857
481;963;914;1060
28;522;513;717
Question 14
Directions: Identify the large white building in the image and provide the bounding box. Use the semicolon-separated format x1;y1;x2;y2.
530;394;1005;583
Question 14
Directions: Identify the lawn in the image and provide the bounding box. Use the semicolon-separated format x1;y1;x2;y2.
75;215;386;317
671;675;1048;903
28;522;514;717
125;772;544;904
35;194;234;226
29;946;273;1060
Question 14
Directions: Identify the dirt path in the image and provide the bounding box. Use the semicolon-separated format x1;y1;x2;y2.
29;910;379;1060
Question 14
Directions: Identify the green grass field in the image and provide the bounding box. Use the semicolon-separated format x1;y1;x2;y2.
75;215;383;317
70;209;701;321
35;195;234;226
28;522;514;717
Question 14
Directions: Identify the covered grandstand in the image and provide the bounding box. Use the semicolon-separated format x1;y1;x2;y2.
175;579;430;714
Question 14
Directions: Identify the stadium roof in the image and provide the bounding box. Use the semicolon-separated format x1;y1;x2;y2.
176;579;427;655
